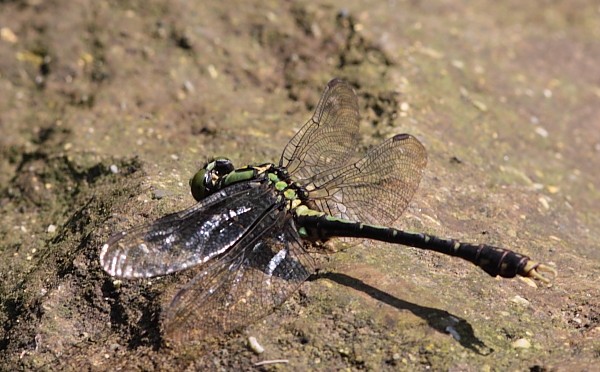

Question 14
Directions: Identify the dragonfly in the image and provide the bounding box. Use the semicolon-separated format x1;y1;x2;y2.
99;78;556;344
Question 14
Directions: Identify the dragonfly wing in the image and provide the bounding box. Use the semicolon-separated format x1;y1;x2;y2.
280;78;360;179
308;134;427;226
99;180;277;278
163;217;314;343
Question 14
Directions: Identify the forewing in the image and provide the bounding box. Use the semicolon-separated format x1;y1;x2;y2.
163;217;314;343
308;134;427;226
280;78;360;179
99;180;276;278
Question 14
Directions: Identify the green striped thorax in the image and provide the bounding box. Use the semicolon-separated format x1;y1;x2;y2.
189;158;310;207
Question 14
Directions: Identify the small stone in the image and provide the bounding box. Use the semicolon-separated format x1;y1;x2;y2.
533;183;544;190
109;164;119;174
400;102;410;112
535;127;549;138
473;100;488;112
266;11;277;22
451;60;465;69
538;196;550;210
512;338;531;349
109;343;121;351
519;276;538;288
47;224;57;233
1;27;18;43
152;189;169;200
248;336;264;354
183;80;195;93
510;295;530;307
207;64;218;79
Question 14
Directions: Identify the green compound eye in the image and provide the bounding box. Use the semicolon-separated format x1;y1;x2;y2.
189;168;208;201
189;158;235;202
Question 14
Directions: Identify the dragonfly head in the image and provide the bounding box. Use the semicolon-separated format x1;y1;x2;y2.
189;157;235;201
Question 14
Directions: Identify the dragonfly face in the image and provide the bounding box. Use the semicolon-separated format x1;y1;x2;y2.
189;157;235;201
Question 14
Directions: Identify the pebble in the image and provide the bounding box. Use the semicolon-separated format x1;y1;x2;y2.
451;59;465;69
207;64;218;79
152;189;169;200
47;224;57;233
510;295;530;307
248;336;264;354
183;80;195;93
1;27;18;43
535;127;549;138
109;164;119;174
512;338;531;349
473;100;488;112
538;196;550;210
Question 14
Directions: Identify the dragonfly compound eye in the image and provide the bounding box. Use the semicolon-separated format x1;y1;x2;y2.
190;158;236;201
213;157;235;176
189;169;209;201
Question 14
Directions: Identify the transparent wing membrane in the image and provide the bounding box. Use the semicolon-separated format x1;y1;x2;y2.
306;134;427;226
280;79;427;227
100;181;276;278
280;78;360;179
164;218;314;343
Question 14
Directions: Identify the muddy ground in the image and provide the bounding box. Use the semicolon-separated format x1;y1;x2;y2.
1;0;599;370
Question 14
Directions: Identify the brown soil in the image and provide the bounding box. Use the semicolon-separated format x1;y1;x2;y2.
1;0;598;370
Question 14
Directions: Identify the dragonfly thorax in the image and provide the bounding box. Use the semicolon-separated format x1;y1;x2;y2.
189;159;309;207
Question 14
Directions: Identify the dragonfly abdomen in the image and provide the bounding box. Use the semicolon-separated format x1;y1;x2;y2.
296;212;555;282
